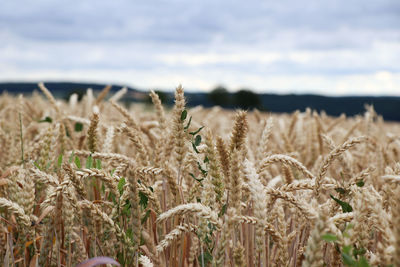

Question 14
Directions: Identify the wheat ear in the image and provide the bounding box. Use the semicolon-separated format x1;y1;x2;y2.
0;198;31;227
302;211;327;267
156;223;195;252
229;110;248;153
138;255;154;267
205;130;224;205
316;136;368;195
266;188;317;221
110;100;140;130
157;203;220;226
171;84;187;171
216;136;230;191
87;106;99;153
259;154;315;179
38;82;60;114
120;123;149;166
149;90;167;131
95;85;112;105
79;200;134;254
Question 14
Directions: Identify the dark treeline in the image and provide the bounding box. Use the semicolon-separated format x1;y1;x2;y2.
160;86;400;121
1;82;400;121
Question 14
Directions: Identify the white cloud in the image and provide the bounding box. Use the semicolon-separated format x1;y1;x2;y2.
1;67;399;96
158;52;282;66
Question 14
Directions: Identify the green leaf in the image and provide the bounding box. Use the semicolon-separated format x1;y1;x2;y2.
189;126;204;136
33;161;41;170
189;173;204;183
141;210;151;224
109;192;116;203
342;245;352;255
74;122;83;132
219;203;227;217
345;223;354;231
181;110;187;121
197;162;208;176
139;191;149;209
85;155;93;169
184;116;192;130
117;252;125;265
198;250;213;266
204;156;209;164
353;247;366;258
204;234;212;245
207;222;216;232
126;228;133;241
356;180;365;187
194;135;202;146
38;116;53;123
45;161;51;171
74;156;81;169
335;187;347;195
57;154;63;168
69;151;75;163
65;126;71;137
321;234;338;242
118;178;126;195
342;252;356;266
192;142;200;153
95;159;102;169
357;256;370;267
330;195;353;213
122;201;131;216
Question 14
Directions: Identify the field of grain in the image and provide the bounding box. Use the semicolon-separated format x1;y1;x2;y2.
0;84;399;267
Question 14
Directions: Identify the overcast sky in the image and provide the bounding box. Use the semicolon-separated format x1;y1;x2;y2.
0;0;399;95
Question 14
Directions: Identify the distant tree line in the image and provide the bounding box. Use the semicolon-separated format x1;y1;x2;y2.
2;82;399;121
145;86;265;111
208;86;265;110
146;86;400;121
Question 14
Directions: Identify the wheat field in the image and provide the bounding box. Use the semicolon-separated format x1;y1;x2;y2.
0;84;399;267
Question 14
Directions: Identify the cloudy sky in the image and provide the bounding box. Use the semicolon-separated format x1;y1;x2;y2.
0;0;399;95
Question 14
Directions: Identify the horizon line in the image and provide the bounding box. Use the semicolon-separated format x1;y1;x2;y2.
0;80;399;98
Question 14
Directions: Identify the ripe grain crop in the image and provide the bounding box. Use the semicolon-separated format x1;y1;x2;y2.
0;84;400;266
